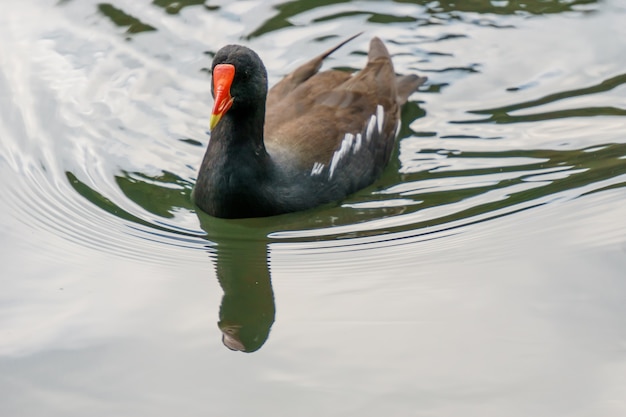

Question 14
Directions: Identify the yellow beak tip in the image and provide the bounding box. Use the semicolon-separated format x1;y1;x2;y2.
209;114;221;130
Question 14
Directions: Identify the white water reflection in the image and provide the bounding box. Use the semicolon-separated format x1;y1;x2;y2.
1;187;625;416
1;0;626;416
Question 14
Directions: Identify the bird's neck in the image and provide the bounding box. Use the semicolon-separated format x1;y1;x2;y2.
217;104;267;149
193;106;276;218
206;106;270;172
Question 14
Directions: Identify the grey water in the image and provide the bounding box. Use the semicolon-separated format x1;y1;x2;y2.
1;0;626;416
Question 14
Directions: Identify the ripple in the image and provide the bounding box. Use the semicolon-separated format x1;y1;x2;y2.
0;0;624;269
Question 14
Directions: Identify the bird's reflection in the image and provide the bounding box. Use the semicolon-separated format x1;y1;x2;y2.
208;226;275;352
71;170;278;352
195;210;280;353
71;167;420;353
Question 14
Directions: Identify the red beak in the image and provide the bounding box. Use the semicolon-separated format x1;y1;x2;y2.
210;63;235;130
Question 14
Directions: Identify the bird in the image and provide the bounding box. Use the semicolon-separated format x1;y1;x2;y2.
192;34;426;218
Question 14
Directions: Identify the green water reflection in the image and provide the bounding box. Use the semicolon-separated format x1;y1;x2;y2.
66;135;626;352
91;0;600;40
152;0;210;15
198;216;275;353
249;0;599;38
464;73;626;123
69;171;276;352
63;0;620;353
417;0;598;15
98;3;156;34
3;1;626;416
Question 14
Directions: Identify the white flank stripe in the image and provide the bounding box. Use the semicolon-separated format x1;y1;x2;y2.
329;133;354;179
376;104;384;133
310;162;325;176
344;133;355;149
366;114;376;142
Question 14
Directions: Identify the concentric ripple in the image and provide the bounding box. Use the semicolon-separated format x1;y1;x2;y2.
1;0;624;267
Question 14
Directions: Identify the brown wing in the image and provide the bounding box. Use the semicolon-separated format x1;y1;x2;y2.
265;37;404;169
265;32;362;109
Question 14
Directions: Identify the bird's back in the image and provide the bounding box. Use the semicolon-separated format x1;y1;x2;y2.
264;37;425;204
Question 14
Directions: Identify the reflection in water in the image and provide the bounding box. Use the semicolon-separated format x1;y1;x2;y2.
216;246;275;352
98;3;156;34
198;216;275;353
152;0;212;15
116;172;277;352
70;171;276;352
46;0;623;352
1;0;625;414
2;0;626;415
116;171;193;219
462;73;626;124
423;0;598;15
66;134;626;350
247;0;599;38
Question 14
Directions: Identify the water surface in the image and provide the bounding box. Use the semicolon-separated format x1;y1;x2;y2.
1;0;626;416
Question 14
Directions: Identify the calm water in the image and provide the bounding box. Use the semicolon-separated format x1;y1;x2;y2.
1;0;626;415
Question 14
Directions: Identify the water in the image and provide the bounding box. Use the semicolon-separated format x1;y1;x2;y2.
1;0;626;415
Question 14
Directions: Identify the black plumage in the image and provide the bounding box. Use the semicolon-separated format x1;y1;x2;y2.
193;35;426;218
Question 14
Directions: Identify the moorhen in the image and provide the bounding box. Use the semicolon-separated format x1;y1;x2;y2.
193;34;426;218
